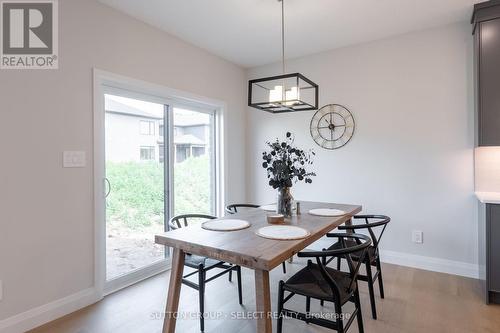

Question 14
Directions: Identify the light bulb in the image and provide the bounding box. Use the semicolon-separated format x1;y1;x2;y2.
285;86;299;106
269;85;283;103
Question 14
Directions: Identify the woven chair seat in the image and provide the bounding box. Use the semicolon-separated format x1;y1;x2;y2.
283;263;355;304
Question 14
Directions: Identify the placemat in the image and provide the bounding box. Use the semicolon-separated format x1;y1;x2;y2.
256;225;310;240
202;219;251;231
308;208;347;217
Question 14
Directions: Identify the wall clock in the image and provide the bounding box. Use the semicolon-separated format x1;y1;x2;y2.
309;104;355;150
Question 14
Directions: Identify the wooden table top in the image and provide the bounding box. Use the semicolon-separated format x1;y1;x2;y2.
155;201;362;271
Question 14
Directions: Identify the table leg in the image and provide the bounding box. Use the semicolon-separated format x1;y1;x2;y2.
163;248;185;333
254;269;273;333
345;217;353;234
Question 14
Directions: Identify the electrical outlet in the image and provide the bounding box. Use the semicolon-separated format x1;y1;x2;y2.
412;230;423;244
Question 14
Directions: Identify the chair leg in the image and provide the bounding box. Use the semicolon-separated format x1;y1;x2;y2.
229;267;232;282
282;262;286;274
277;281;285;333
320;299;324;306
354;287;365;333
198;265;206;332
335;300;344;333
337;256;341;270
236;266;243;305
306;296;311;313
365;260;377;320
376;257;385;299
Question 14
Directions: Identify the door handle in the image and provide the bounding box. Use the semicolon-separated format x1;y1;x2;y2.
104;178;111;198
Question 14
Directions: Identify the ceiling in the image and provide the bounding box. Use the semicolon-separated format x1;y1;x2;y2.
98;0;478;68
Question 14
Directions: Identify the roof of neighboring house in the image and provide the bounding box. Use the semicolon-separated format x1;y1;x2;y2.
105;99;210;127
174;134;206;145
105;99;163;119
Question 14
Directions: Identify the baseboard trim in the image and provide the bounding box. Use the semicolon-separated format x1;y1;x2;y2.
104;261;170;296
307;239;479;279
0;287;101;333
380;250;479;279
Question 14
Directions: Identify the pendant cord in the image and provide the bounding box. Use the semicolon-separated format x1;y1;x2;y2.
281;0;285;75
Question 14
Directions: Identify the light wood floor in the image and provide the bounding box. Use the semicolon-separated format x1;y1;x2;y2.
29;260;500;333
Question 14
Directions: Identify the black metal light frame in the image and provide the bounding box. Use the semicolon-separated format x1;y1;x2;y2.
248;72;319;113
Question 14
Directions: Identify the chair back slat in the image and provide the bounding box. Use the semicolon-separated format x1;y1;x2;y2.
225;204;260;215
314;257;342;301
168;214;216;230
346;237;369;291
298;233;371;297
360;215;389;248
340;215;390;254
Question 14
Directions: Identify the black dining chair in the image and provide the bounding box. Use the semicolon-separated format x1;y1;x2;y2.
277;233;372;333
226;203;288;274
169;214;243;332
225;203;260;214
323;215;391;320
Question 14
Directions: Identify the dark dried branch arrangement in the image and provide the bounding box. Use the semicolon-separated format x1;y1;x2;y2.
262;132;316;189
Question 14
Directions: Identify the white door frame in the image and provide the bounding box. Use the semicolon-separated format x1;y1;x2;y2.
93;68;227;297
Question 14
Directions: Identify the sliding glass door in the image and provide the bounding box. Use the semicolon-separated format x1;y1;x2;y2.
104;93;168;283
172;106;215;217
99;84;218;292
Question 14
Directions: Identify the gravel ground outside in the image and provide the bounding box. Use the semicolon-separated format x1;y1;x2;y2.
106;218;166;280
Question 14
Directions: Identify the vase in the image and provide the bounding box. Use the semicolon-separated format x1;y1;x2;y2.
276;187;293;217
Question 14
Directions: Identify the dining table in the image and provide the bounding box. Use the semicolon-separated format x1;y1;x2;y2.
155;200;362;333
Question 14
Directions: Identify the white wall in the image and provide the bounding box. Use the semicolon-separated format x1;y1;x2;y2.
0;0;246;324
247;23;477;271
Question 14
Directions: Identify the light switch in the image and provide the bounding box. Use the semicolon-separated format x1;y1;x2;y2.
63;151;86;168
412;230;423;244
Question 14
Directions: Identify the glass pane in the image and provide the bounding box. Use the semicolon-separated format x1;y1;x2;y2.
173;107;214;217
104;94;166;281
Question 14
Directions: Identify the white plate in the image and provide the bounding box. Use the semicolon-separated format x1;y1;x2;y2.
201;219;250;231
256;225;310;240
259;204;296;212
308;208;347;217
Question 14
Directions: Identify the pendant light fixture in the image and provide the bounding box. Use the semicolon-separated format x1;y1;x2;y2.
248;0;318;113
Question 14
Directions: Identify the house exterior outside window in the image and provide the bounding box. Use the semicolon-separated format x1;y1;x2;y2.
140;120;155;135
140;146;155;160
105;99;210;165
172;111;210;163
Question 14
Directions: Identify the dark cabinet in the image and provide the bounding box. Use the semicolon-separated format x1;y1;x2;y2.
489;205;500;296
473;0;500;146
479;204;500;304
